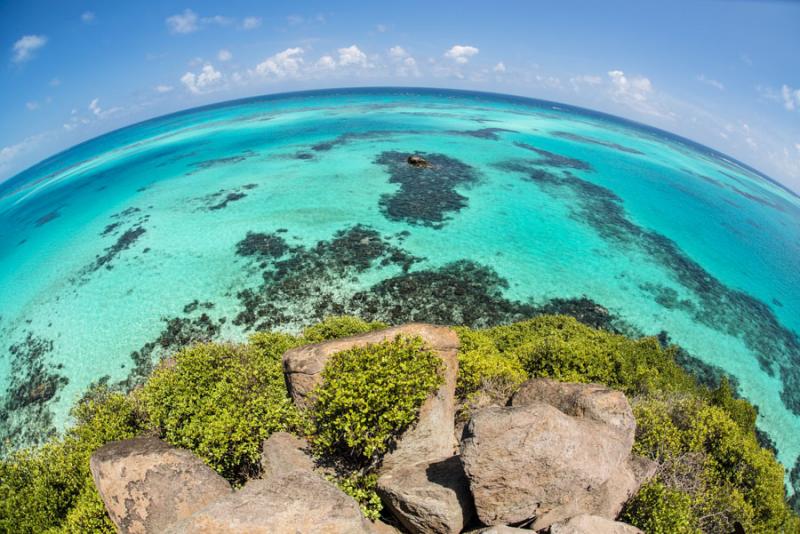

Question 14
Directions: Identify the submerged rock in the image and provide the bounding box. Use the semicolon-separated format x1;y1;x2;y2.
407;154;430;167
90;437;232;534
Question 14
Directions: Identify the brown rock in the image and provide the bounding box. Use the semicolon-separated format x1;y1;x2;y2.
90;437;232;534
407;155;430;167
377;456;474;534
165;470;373;534
460;403;631;526
549;514;643;534
260;431;314;480
511;378;635;450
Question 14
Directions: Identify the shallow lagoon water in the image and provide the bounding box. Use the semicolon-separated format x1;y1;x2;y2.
0;88;798;486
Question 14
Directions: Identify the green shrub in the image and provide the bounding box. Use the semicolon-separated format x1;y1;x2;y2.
301;316;387;344
330;472;383;520
454;327;527;401
310;335;443;465
0;386;143;533
623;481;700;534
141;333;303;483
628;396;799;533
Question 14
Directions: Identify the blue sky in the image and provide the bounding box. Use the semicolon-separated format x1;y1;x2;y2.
2;0;799;189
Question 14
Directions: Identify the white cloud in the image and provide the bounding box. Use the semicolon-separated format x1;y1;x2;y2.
389;46;408;59
314;55;336;70
254;48;304;78
444;45;479;64
242;16;261;30
376;24;388;33
569;74;602;91
218;49;233;62
493;62;506;73
697;74;724;91
81;11;95;23
155;84;173;93
89;98;102;116
166;9;199;34
338;45;368;67
0;134;46;176
608;70;653;102
12;35;47;63
781;84;800;111
181;64;223;93
25;101;39;111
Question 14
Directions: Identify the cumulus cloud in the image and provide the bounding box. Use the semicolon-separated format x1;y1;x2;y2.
388;46;419;77
218;49;232;62
242;16;261;30
155;84;173;93
88;98;102;116
444;45;479;64
389;46;408;59
697;74;724;91
338;45;368;67
608;70;653;102
254;48;304;78
181;64;223;93
12;35;47;63
781;84;800;111
81;11;95;23
493;62;506;73
314;55;336;71
166;9;199;34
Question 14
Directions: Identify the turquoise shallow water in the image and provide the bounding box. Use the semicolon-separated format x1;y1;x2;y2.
0;88;798;486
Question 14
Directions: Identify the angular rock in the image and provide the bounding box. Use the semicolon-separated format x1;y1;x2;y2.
260;431;314;480
283;323;460;464
460;403;631;526
90;437;232;534
549;514;643;534
377;455;474;534
531;455;657;530
511;378;635;450
165;470;373;534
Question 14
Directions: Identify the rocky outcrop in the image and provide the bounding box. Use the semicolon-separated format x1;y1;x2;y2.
165;470;373;534
90;437;232;534
549;514;644;534
407;155;430;167
461;379;649;528
259;431;314;480
378;455;473;534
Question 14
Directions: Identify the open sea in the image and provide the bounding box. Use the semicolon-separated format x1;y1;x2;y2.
0;87;798;487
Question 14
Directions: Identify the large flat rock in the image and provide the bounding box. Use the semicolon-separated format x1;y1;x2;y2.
90;437;232;534
550;514;643;534
165;470;374;534
460;402;630;525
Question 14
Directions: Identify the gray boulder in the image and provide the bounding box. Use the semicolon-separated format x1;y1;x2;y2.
550;514;643;534
460;402;631;525
166;470;374;533
90;437;232;534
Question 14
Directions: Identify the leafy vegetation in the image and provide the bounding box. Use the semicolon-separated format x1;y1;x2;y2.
0;314;796;533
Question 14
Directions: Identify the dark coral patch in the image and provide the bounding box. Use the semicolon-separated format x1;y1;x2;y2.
513;142;593;170
375;151;480;228
193;184;258;211
236;232;290;259
448;127;517;140
0;332;68;454
551;131;645;155
498;159;800;415
91;226;147;272
34;211;60;227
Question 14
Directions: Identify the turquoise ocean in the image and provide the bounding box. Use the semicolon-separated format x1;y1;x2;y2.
0;88;798;487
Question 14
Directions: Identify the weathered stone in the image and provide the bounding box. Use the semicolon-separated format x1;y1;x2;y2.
460;403;631;525
549;514;643;534
90;437;232;534
531;455;657;530
377;455;474;534
283;323;460;465
511;378;635;450
471;527;529;533
165;470;373;534
407;155;430;167
260;431;314;480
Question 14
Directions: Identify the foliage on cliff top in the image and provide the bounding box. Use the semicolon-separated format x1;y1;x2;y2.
0;314;796;533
